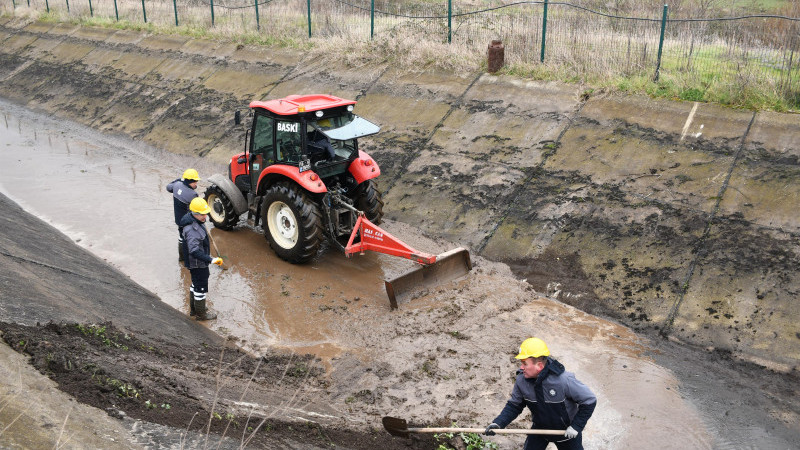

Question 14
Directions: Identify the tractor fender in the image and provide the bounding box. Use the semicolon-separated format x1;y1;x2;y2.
348;150;381;184
257;165;328;194
207;173;248;215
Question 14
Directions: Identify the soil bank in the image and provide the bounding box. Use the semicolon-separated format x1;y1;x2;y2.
0;15;799;450
0;17;798;371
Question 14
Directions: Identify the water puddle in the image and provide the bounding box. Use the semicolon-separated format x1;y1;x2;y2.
0;99;740;448
0;99;398;363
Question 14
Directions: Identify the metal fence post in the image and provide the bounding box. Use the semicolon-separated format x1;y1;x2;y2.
654;4;668;81
448;0;452;43
65;0;69;13
370;0;374;39
254;0;260;30
141;0;147;23
172;0;178;26
210;0;214;27
12;0;15;9
89;0;93;16
113;0;118;21
45;0;49;13
540;0;548;62
307;0;312;38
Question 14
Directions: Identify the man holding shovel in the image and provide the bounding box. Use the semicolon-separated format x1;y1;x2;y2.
485;338;596;450
180;197;223;321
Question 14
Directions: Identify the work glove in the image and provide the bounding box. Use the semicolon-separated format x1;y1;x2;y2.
211;257;223;266
484;423;500;436
565;426;579;439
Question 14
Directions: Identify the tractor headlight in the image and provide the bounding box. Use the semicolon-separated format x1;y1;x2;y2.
347;105;354;112
315;110;323;118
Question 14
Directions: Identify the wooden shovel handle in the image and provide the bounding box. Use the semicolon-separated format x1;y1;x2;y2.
408;427;565;436
205;225;227;270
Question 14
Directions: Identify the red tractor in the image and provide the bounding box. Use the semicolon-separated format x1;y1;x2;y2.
204;94;470;307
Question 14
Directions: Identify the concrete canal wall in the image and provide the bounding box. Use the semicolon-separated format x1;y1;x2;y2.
1;17;798;371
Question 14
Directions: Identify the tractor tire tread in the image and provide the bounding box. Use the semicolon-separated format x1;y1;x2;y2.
355;180;384;225
205;185;239;231
262;181;324;263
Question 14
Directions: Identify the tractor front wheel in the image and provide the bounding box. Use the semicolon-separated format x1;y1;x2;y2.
261;182;324;263
205;185;239;230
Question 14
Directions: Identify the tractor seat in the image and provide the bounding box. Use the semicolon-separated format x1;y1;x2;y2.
307;142;329;156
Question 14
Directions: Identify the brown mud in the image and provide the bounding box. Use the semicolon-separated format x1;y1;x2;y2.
0;101;726;449
0;321;435;449
0;17;799;450
0;18;798;371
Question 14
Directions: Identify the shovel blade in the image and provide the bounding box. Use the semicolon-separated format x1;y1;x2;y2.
382;416;410;438
385;247;472;309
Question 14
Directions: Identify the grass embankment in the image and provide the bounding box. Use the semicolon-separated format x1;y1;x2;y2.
2;0;798;112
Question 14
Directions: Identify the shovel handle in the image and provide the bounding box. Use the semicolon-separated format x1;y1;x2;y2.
205;225;227;270
407;427;565;436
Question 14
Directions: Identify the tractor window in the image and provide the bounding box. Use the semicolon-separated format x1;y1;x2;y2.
249;114;275;192
252;115;275;164
309;114;379;141
309;116;363;160
276;120;302;164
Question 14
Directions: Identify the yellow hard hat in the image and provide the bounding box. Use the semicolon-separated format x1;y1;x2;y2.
189;197;211;214
515;338;550;359
182;168;200;181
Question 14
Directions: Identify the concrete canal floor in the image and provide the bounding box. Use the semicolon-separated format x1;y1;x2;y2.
0;17;798;449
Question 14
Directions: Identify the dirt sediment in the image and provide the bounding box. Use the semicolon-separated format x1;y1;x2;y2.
1;18;798;371
1;15;800;450
0;320;428;449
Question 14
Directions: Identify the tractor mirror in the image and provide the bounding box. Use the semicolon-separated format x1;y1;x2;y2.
234;110;241;126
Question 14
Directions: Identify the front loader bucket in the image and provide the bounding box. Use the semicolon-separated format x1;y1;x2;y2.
384;247;472;309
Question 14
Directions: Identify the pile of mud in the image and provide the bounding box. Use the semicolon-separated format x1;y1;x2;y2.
1;17;800;450
0;18;798;371
0;321;434;449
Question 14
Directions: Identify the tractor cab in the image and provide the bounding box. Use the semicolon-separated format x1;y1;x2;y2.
234;94;380;195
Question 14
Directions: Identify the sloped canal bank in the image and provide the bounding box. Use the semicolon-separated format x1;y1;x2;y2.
0;18;798;373
1;94;798;449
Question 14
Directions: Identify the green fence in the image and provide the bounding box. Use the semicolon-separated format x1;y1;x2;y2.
3;0;799;105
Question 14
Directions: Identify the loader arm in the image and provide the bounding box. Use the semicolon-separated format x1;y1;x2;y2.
344;214;472;309
344;215;436;265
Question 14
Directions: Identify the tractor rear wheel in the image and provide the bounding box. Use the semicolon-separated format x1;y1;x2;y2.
354;180;384;225
205;185;239;230
261;182;324;263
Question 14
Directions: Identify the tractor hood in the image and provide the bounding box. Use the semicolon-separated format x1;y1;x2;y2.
315;115;380;141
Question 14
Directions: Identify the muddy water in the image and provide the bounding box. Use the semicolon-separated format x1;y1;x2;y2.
0;99;734;448
0;99;407;363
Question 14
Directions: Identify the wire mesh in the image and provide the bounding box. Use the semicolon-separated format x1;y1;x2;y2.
663;16;800;99
1;0;798;105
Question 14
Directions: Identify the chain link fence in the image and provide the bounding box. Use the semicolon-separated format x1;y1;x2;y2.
3;0;799;107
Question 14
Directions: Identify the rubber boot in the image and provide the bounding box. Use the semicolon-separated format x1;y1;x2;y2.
189;291;196;317
178;241;185;262
194;299;217;321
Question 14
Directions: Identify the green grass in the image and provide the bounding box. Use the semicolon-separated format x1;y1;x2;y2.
731;0;791;12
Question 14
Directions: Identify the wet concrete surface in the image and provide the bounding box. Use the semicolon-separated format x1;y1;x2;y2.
1;99;799;449
0;98;402;363
0;18;799;449
0;18;798;370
